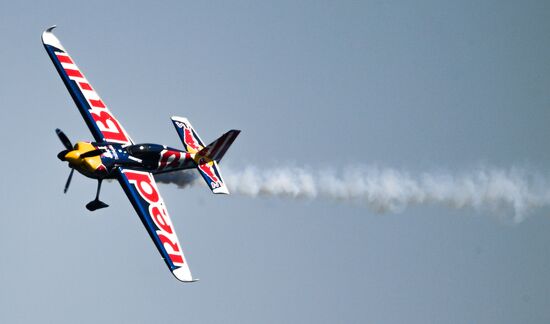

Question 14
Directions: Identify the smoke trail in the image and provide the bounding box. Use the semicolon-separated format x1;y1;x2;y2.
155;165;550;223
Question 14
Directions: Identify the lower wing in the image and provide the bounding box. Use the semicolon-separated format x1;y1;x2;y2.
116;167;196;282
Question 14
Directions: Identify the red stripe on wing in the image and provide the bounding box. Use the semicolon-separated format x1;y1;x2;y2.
79;82;93;91
56;54;74;64
89;99;106;108
65;69;83;78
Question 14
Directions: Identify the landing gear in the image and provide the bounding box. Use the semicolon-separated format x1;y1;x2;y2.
86;179;109;211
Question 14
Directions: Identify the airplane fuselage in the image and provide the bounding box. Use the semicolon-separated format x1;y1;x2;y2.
63;141;198;179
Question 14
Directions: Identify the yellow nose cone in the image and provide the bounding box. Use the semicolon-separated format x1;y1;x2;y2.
65;150;81;164
63;142;104;173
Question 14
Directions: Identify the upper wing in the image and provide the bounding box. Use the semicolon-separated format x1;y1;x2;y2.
117;168;196;282
42;26;133;145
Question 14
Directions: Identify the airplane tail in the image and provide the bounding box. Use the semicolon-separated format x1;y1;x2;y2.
171;116;240;194
197;130;240;162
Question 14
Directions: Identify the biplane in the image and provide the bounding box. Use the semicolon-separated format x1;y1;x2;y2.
43;26;240;282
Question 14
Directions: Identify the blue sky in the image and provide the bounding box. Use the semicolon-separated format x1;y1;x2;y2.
0;1;549;323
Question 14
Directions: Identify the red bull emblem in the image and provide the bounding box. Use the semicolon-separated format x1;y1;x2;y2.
183;128;201;152
197;158;220;188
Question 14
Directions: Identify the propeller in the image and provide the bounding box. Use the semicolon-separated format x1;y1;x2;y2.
56;128;75;193
55;128;105;193
64;169;74;194
57;150;70;161
55;128;73;150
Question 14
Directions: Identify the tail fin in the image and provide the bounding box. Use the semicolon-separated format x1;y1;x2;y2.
171;116;240;195
198;130;240;162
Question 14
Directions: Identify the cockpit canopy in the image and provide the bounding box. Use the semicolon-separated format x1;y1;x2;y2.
126;143;165;158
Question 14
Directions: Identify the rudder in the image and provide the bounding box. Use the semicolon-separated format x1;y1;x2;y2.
198;130;240;162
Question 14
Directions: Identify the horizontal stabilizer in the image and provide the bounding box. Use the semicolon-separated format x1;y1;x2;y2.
196;159;230;194
171;116;205;153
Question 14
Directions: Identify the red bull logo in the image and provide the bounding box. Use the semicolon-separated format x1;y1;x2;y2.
183;128;202;152
159;150;182;170
158;150;193;171
55;52;131;144
123;170;185;266
91;109;129;143
197;158;221;188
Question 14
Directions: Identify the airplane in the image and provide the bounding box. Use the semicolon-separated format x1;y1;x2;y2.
42;26;240;282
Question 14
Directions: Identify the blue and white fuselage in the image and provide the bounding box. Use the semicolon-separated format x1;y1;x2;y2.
63;142;198;179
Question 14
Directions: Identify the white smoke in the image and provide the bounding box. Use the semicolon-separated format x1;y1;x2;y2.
155;165;550;223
